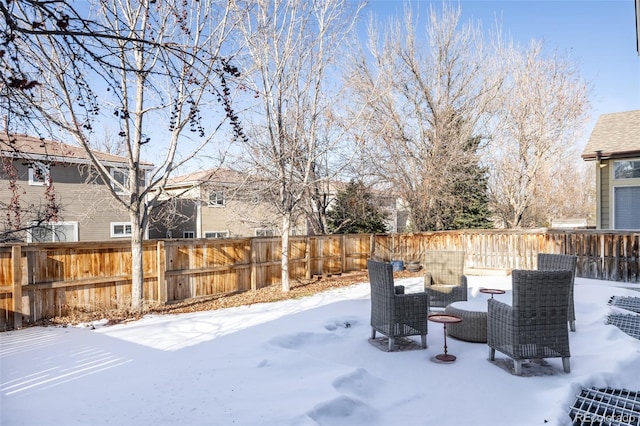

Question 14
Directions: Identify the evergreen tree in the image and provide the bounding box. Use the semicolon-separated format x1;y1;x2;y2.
450;165;493;229
447;136;493;230
327;180;389;234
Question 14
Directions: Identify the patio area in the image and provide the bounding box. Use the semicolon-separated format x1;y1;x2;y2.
1;274;639;425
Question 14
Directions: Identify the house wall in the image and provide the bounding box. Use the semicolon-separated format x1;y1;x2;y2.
200;198;287;237
1;160;131;241
148;187;296;238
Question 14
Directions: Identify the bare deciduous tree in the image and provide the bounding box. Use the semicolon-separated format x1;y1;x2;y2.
2;0;246;310
487;40;591;228
346;4;500;231
232;0;362;291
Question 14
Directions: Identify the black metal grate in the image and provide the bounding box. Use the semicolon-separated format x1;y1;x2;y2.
608;296;640;314
569;387;640;425
606;314;640;340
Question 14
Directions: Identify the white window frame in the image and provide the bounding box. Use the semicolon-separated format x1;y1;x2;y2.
613;159;640;180
110;168;128;195
204;231;229;239
28;162;50;186
27;221;78;243
183;231;195;238
208;190;225;207
110;222;133;238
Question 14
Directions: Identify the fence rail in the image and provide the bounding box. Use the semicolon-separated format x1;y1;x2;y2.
1;229;639;330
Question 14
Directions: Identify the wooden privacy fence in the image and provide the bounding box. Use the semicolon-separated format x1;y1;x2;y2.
1;229;639;330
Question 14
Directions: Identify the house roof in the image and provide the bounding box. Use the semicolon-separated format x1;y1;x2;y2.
0;133;154;168
167;168;250;187
581;110;640;161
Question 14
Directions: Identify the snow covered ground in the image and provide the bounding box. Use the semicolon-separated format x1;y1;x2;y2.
1;275;639;426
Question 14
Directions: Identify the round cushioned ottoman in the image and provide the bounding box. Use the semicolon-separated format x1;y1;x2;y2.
444;300;488;343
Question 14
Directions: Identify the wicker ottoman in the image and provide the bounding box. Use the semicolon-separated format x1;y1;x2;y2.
444;300;488;343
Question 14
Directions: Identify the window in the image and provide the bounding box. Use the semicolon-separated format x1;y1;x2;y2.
208;191;225;207
614;186;640;229
110;168;128;195
204;231;228;238
27;221;78;242
614;160;640;180
183;231;195;238
111;222;133;238
290;228;305;236
255;228;275;237
28;162;50;186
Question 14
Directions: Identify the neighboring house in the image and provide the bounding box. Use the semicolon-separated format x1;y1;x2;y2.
149;169;408;239
149;168;302;239
0;133;154;242
581;110;640;230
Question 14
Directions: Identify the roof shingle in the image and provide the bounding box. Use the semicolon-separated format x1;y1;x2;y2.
581;110;640;160
0;133;153;167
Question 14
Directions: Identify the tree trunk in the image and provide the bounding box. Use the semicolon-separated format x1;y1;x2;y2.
281;215;290;292
130;210;144;311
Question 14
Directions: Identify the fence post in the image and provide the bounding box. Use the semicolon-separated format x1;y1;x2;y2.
12;245;23;329
157;241;167;304
370;234;375;260
340;234;346;273
305;235;312;280
250;238;257;291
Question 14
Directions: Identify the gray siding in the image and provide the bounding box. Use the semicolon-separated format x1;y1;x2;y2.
1;160;131;242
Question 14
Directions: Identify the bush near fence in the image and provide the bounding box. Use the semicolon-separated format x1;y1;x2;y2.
1;229;639;330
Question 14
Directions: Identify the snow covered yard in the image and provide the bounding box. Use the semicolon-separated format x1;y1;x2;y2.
1;275;639;426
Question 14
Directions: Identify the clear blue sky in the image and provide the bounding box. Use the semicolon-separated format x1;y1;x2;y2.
361;0;640;149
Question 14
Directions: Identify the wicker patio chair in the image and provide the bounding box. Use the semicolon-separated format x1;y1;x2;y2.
538;253;578;331
422;250;468;308
367;260;429;351
487;269;573;375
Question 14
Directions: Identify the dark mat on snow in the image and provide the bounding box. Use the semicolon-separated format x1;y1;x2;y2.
607;314;640;340
568;387;640;426
608;296;640;314
487;357;561;377
368;336;425;352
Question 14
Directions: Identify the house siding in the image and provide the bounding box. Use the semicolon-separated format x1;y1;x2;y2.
200;198;282;237
152;175;304;239
1;160;131;242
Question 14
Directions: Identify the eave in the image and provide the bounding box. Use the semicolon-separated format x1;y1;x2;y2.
582;149;640;161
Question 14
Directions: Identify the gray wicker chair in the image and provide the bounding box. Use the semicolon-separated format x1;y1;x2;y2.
367;260;429;351
538;253;578;331
487;269;573;375
423;250;468;308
